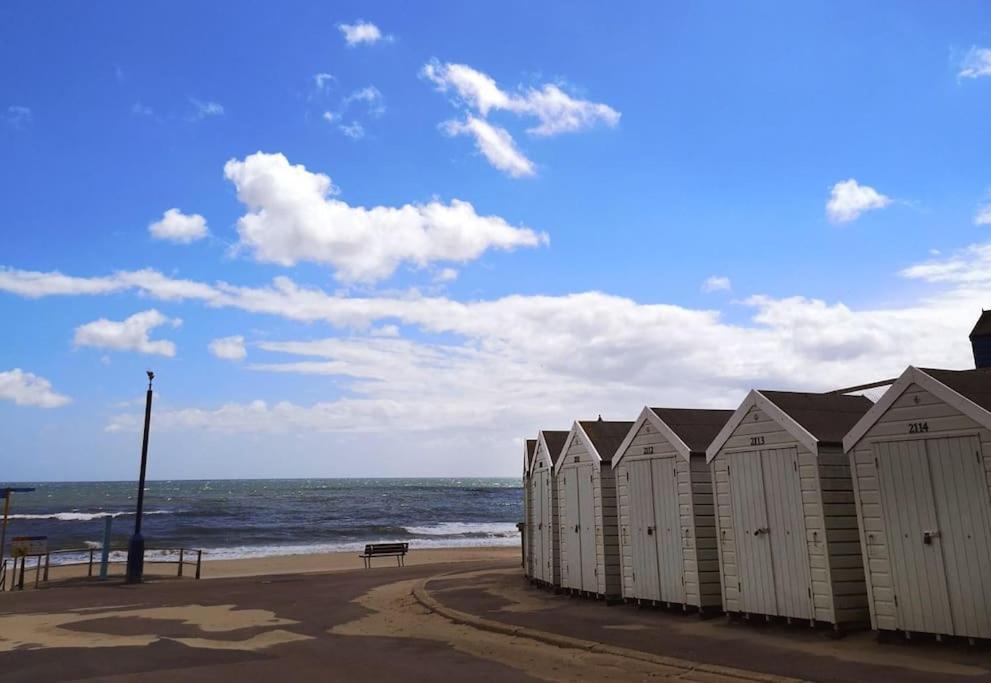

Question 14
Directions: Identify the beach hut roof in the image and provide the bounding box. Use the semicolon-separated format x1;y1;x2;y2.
970;310;991;338
844;366;991;452
524;439;537;474
539;430;570;466
555;419;634;473
707;390;873;462
613;406;734;467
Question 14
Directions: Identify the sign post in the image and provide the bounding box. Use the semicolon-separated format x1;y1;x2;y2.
100;515;112;580
0;487;36;589
126;371;155;584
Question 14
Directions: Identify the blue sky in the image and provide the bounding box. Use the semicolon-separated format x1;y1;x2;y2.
2;2;991;480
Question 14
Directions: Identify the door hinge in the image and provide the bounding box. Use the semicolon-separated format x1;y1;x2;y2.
978;451;982;463
632;570;636;581
874;456;879;469
626;471;629;481
737;580;741;591
894;594;898;607
808;587;812;598
727;464;731;476
793;460;797;472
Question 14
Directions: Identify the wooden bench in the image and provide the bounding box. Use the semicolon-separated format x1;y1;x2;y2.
359;542;409;568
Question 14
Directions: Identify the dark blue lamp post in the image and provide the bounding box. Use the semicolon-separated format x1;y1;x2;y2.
125;371;154;584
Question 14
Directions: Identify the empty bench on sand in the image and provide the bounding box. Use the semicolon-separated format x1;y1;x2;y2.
359;542;409;568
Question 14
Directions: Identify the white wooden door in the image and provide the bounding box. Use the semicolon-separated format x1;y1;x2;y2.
875;439;953;635
652;457;685;603
729;451;777;615
630;460;660;600
928;435;991;639
578;467;598;592
563;470;583;589
532;472;544;581
877;436;991;638
541;471;554;583
761;447;812;620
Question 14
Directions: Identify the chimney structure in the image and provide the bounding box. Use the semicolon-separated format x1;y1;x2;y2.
970;310;991;369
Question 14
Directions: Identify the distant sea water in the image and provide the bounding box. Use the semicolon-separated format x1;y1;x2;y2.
1;479;522;563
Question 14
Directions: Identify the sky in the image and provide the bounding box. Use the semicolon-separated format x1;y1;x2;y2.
2;2;991;481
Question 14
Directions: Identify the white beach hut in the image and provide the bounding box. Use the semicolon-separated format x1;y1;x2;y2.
555;418;633;599
523;438;537;578
528;430;569;586
612;407;733;611
706;391;872;628
843;366;991;640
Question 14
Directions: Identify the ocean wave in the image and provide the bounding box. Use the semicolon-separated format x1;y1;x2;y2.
7;510;174;522
197;535;520;561
402;522;519;537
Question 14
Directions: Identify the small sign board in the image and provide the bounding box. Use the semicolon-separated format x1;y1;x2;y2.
11;536;47;557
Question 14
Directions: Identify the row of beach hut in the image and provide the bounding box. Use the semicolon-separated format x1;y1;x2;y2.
523;351;991;641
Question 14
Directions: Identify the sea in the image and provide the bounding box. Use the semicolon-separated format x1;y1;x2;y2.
1;478;522;564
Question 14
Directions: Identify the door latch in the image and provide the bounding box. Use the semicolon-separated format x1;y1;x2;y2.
753;527;769;536
647;526;654;536
923;530;940;545
574;524;580;533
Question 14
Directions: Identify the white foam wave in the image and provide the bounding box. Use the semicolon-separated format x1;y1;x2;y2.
7;510;174;521
198;535;520;561
403;522;519;537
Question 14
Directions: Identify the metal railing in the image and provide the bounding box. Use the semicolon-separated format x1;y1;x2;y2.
1;546;202;591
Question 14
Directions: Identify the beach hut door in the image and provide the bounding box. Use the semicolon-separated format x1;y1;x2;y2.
652;457;685;604
578;468;597;592
729;451;777;616
761;447;812;621
564;471;583;589
541;470;554;583
533;470;546;582
876;436;991;638
630;460;660;600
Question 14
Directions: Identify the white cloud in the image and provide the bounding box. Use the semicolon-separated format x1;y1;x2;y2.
209;335;247;361
826;178;892;223
421;61;620;136
339;121;365;139
343;86;385;116
435;268;458;283
148;208;209;243
73;309;181;357
442;116;536;178
5;105;31;128
0;369;70;408
338;20;390;47
959;47;991;79
975;204;991;226
189;98;224;120
701;276;731;292
222;151;548;282
314;73;335;90
322;111;338;123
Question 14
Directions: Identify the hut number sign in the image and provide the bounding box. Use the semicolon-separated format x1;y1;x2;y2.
908;421;929;434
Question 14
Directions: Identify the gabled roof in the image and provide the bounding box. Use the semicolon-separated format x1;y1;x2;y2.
844;366;991;452
707;390;873;462
612;406;734;467
524;439;536;475
533;430;569;472
970;311;991;338
554;419;634;474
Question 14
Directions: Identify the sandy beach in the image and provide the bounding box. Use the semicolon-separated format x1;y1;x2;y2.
6;545;521;587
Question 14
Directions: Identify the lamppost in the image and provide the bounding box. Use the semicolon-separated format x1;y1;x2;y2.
125;371;154;584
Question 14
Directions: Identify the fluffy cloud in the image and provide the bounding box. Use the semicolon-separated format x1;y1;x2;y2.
0;369;70;408
338;20;390;47
343;86;385;116
73;309;181;357
442;116;536;177
148;208;209;243
209;335;247;361
959;47;991;79
975;204;991;226
422;61;620;136
826;179;892;223
313;73;335;90
338;121;365;139
701;276;731;292
222;152;548;282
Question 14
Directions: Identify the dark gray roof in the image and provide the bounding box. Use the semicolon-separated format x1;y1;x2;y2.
525;439;536;468
970;311;991;338
758;391;873;445
650;408;735;453
920;367;991;414
540;430;570;465
579;420;635;463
